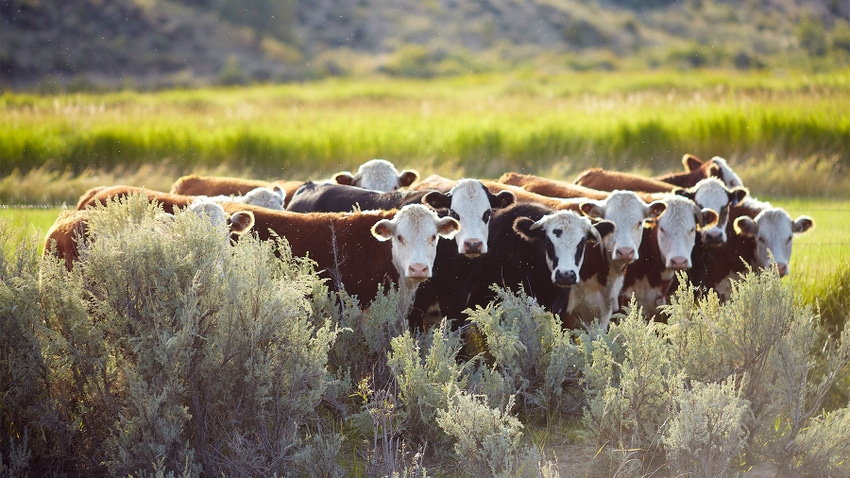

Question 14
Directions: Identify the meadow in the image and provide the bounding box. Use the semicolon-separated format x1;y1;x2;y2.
2;70;850;476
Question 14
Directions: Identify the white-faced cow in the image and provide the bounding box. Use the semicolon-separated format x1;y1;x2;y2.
619;195;718;317
467;202;615;322
564;191;667;329
655;154;744;190
195;185;286;211
333;159;420;192
673;177;748;247
220;202;459;314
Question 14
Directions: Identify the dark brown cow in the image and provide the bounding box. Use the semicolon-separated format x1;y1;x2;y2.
170;175;304;208
219;202;459;311
573;168;679;193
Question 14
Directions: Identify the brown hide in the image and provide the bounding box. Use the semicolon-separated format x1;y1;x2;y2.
654;154;723;188
170;174;303;207
573;168;677;193
77;186;194;213
220;202;398;306
43;210;90;270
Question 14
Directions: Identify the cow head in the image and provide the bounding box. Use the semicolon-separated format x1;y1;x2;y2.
710;156;744;189
334;159;420;192
733;208;814;277
514;211;615;287
653;195;718;271
188;199;255;243
422;179;515;257
371;204;460;282
580;190;666;266
675;177;748;246
241;185;286;210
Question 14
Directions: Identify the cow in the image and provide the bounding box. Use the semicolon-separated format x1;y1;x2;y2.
44;199;255;271
654;154;744;189
495;172;623;201
466;202;615;323
411;174;589;211
218;202;459;314
619;195;719;317
672;177;748;246
284;178;517;330
687;198;814;300
573;168;679;193
332;158;419;191
170;174;304;207
563;191;667;329
77;186;195;213
194;185;286;210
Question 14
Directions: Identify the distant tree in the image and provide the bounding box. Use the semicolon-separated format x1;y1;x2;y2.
217;0;296;48
796;16;828;57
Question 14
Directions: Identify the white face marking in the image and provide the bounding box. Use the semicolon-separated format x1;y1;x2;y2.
241;186;285;210
654;196;700;271
187;200;254;244
355;159;404;192
447;179;494;256
372;204;459;282
533;211;597;287
691;178;733;244
737;208;812;277
711;156;744;189
586;191;662;266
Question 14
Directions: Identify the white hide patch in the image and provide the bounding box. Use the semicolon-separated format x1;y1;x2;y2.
690;178;734;243
194;186;285;210
654;195;701;270
533;211;598;287
447;179;494;256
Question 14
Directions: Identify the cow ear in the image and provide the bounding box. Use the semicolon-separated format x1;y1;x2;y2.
334;172;355;186
398;170;419;188
422;191;452;210
371;219;395;241
227;211;255;236
683;154;703;171
734;216;758;237
729;187;748;206
273;185;286;202
579;201;605;219
490;190;516;209
697;207;719;229
792;215;814;234
513;217;543;242
591;220;616;243
436;216;460;239
646;201;667;219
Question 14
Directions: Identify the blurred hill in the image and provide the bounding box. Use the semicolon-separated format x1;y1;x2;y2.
2;0;850;90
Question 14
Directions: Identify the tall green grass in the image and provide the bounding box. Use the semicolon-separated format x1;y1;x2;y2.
2;70;849;184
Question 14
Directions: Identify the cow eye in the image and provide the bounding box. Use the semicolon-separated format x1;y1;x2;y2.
689;227;695;234
397;235;405;244
552;228;562;238
431;234;437;243
758;237;766;244
786;236;792;244
483;210;493;223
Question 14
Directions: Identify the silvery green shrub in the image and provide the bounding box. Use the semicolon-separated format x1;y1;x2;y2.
465;286;585;416
663;378;750;477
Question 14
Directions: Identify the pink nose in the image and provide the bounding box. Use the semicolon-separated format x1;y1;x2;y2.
777;263;789;277
408;263;430;279
615;247;636;262
669;256;690;270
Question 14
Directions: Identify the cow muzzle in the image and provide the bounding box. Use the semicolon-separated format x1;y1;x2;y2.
461;238;485;257
669;256;690;270
702;229;725;247
407;263;431;281
614;246;636;263
554;270;578;287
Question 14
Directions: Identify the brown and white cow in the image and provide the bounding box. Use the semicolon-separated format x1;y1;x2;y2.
619;195;718;316
564;191;667;328
496;172;623;201
467;202;615;321
688;198;814;300
196;185;287;210
333;159;419;191
170;174;305;207
44;199;255;271
219;202;459;312
655;154;744;189
672;177;748;247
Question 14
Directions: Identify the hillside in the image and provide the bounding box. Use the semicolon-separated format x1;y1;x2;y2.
2;0;850;90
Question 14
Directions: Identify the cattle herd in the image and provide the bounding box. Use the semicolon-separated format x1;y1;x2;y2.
44;156;815;333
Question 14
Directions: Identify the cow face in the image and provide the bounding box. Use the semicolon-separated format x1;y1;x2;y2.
654;196;718;271
423;179;515;257
580;191;666;266
675;178;748;246
188;199;255;244
733;208;814;277
334;159;420;192
514;211;615;287
371;204;460;282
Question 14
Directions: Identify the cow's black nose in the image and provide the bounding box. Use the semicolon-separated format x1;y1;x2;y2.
554;270;577;286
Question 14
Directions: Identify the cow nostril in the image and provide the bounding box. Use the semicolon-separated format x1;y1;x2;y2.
615;247;635;261
463;239;483;254
670;256;689;270
408;263;430;278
